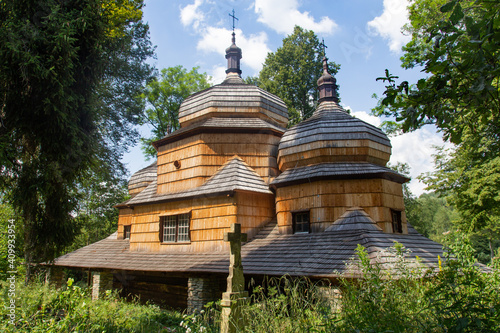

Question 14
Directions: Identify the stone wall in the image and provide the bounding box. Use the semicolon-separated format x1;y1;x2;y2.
187;276;221;313
92;271;113;300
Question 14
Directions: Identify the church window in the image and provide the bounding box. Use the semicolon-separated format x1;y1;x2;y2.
160;213;190;243
293;211;310;234
123;225;131;239
391;210;403;233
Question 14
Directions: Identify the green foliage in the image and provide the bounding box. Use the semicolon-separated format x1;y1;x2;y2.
338;243;430;332
258;26;340;126
422;143;500;262
424;234;500;331
2;239;500;332
374;0;500;143
139;66;211;159
67;177;129;253
241;277;334;332
373;0;500;264
0;278;183;332
0;0;154;278
410;192;457;241
0;204;24;280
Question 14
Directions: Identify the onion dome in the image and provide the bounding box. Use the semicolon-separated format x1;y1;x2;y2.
225;32;242;76
317;57;339;103
277;58;392;171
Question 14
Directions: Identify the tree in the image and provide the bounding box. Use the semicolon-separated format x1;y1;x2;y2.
0;0;154;280
421;143;500;260
374;0;499;143
388;162;421;233
138;66;210;159
258;26;340;126
372;0;500;262
67;176;129;253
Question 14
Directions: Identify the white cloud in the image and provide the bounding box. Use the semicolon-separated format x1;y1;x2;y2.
180;0;205;30
389;127;450;195
180;1;271;75
367;0;411;53
209;65;227;85
350;110;382;127
254;0;338;35
347;109;447;196
197;27;271;74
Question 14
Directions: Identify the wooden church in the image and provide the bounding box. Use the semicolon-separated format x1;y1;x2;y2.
53;32;442;311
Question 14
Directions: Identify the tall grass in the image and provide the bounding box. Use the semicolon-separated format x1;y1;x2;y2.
0;278;184;332
2;236;499;333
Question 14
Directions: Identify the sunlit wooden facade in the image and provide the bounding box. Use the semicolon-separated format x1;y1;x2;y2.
52;34;443;311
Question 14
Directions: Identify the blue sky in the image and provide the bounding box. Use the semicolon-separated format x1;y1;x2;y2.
122;0;448;195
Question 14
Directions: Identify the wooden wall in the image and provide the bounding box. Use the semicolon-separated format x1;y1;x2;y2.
114;272;188;309
156;133;281;194
275;178;407;234
117;191;276;253
278;139;391;171
236;191;276;241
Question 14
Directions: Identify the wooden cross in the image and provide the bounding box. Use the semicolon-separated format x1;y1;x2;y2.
320;38;328;56
224;223;247;293
229;9;238;32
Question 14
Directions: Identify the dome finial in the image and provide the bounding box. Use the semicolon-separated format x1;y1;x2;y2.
225;10;242;76
317;39;338;103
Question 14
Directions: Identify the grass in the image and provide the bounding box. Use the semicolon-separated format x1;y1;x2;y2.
1;237;499;332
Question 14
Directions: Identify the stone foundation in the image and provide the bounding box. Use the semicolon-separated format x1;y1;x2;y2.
92;271;114;300
187;276;221;313
45;266;65;289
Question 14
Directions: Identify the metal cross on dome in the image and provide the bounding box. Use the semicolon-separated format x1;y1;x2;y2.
320;38;328;57
229;9;238;32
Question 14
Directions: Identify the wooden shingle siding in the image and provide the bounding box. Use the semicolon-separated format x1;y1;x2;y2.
278;141;392;170
117;158;276;252
275;178;407;234
128;195;237;253
156;132;280;193
123;157;273;207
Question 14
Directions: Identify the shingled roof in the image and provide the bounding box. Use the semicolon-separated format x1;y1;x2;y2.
153;117;284;148
325;208;382;232
53;212;443;279
178;83;288;122
128;161;157;192
271;162;409;187
279;101;391;150
124;156;272;206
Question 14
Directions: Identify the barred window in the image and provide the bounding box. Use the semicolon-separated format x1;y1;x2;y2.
160;213;190;243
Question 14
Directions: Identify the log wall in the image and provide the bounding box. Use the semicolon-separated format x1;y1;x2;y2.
275;178;407;234
156;132;281;194
114;272;189;309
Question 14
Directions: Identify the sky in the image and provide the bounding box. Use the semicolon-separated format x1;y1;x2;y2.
122;0;449;196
